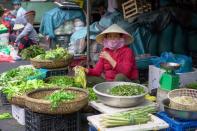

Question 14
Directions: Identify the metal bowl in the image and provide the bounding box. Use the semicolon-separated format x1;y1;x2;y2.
162;98;197;120
160;62;180;71
93;82;148;108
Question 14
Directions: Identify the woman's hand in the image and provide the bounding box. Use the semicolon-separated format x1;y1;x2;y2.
100;51;116;68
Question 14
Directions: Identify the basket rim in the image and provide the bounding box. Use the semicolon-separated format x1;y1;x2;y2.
168;88;197;106
25;87;88;105
30;57;73;63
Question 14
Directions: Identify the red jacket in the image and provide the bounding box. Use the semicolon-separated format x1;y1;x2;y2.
88;46;138;81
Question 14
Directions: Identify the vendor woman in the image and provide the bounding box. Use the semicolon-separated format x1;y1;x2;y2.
10;17;39;52
84;24;139;85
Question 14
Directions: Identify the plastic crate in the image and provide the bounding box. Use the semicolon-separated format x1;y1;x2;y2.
46;67;68;78
27;69;48;80
25;108;80;131
157;112;197;131
89;125;97;131
0;91;10;105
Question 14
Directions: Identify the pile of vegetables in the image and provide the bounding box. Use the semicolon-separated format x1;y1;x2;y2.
34;47;72;60
100;105;156;128
108;85;145;96
45;89;76;109
2;79;49;99
186;82;197;90
45;76;97;101
0;67;44;87
88;87;97;101
0;113;12;120
46;76;79;87
20;45;45;60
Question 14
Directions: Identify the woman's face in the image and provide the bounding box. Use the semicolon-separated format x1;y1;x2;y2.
106;33;120;40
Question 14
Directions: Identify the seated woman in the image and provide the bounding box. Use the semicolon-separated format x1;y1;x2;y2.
9;17;39;52
84;24;139;85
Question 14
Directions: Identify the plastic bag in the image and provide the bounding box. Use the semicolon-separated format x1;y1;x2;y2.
151;52;192;73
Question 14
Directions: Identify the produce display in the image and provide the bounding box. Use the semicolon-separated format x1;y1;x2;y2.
108;85;145;96
45;89;77;109
0;67;44;87
2;79;48;99
74;66;87;89
20;45;45;60
46;76;97;101
46;76;79;87
186;82;197;90
88;87;97;101
171;96;197;106
100;105;156;127
34;47;72;60
0;113;12;120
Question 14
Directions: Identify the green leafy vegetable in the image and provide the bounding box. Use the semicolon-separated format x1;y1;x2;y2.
20;45;45;60
34;47;72;60
2;79;48;99
46;76;78;87
186;82;197;90
87;88;97;101
0;67;42;85
0;113;12;120
45;89;76;109
108;85;145;96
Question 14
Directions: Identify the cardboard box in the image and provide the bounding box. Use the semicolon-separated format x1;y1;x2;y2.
148;65;197;92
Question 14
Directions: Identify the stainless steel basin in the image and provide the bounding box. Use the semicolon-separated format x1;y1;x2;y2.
93;82;148;108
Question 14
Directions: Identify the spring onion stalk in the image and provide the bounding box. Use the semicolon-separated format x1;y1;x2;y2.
100;105;156;128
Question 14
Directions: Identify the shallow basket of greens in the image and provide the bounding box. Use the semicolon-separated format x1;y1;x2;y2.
25;87;88;114
93;82;148;108
30;47;73;69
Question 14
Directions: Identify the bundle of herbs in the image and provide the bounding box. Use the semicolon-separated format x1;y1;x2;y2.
108;84;145;96
2;79;50;99
34;47;72;60
0;67;43;88
46;76;80;87
45;89;77;109
20;45;45;60
100;105;156;127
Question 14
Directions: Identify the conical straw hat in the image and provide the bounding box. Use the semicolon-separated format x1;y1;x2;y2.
96;24;134;44
13;24;24;30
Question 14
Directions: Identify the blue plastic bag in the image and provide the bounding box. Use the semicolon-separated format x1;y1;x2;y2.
151;52;192;73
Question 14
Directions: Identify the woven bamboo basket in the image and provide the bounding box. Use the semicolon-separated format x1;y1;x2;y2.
168;89;197;111
8;95;26;107
30;56;73;69
25;87;88;114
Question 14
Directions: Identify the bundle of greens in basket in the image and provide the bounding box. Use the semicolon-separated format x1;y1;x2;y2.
0;67;47;90
34;47;72;60
2;79;52;99
20;45;45;60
